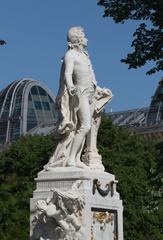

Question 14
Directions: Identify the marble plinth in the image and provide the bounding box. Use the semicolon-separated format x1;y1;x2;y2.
30;168;123;240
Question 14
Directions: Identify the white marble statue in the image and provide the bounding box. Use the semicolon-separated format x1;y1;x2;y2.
30;181;84;240
45;26;112;170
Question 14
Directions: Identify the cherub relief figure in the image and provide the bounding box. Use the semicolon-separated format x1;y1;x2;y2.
31;181;84;240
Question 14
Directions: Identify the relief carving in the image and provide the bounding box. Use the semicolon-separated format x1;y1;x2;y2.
30;181;85;240
92;179;115;197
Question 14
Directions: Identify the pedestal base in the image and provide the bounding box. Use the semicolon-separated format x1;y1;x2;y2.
30;168;123;240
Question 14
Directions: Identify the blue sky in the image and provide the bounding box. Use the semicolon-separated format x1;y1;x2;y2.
0;0;162;112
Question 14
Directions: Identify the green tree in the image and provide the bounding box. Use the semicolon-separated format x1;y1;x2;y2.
0;40;6;45
0;134;56;240
0;117;162;239
98;115;163;239
98;0;163;75
150;140;163;237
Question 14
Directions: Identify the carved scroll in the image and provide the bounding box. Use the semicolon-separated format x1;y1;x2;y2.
92;179;115;197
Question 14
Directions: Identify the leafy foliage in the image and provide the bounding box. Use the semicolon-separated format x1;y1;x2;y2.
98;0;163;74
0;40;6;45
98;115;163;239
0;134;56;240
0;117;162;239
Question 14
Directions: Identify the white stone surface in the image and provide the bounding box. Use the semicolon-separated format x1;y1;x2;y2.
30;26;123;240
31;179;84;240
45;26;113;170
30;168;123;240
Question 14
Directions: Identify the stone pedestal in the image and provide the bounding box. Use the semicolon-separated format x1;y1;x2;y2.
30;168;123;240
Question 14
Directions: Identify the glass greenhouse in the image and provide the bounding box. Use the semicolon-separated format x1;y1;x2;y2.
0;79;57;144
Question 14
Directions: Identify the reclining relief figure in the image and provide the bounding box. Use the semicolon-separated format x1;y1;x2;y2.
31;181;84;240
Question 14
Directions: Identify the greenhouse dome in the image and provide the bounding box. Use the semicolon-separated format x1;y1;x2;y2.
0;78;57;144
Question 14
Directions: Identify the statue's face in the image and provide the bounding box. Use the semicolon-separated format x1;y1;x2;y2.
79;30;88;47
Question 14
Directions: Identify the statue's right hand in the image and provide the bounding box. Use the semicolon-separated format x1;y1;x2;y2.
68;86;76;96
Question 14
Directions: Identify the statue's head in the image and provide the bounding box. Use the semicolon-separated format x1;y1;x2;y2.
67;26;88;49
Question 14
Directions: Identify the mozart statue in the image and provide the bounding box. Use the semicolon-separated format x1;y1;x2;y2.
45;26;112;170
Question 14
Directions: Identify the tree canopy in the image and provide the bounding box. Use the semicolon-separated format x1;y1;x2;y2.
98;115;163;239
0;116;162;239
98;0;163;75
0;134;56;240
0;40;6;45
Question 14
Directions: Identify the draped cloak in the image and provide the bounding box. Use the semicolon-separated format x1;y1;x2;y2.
46;60;79;168
45;57;113;169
